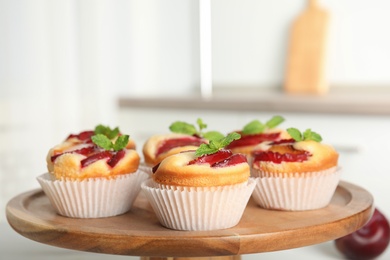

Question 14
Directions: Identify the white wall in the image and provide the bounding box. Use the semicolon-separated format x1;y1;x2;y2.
2;0;390;97
211;0;390;87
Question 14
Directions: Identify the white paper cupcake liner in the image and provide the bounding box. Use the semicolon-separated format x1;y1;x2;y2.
141;178;256;231
247;156;258;177
138;163;153;177
37;170;149;218
251;167;341;211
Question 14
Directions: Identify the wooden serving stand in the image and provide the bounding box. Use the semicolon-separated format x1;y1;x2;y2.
6;181;373;260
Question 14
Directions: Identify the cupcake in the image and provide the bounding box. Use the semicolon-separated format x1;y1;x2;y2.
226;115;290;159
37;124;148;218
142;118;223;168
226;115;289;177
141;132;256;231
251;128;341;211
142;133;206;167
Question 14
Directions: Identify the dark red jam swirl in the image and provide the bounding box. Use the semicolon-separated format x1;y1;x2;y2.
250;139;296;157
226;132;281;149
66;130;95;143
252;139;311;165
152;149;247;173
188;149;247;168
269;138;295;145
156;136;207;157
253;150;310;164
51;145;126;168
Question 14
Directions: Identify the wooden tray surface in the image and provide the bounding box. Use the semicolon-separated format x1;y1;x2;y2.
6;181;373;258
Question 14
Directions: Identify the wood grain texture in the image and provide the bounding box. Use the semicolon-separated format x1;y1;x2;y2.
6;181;373;258
284;0;330;95
141;257;241;260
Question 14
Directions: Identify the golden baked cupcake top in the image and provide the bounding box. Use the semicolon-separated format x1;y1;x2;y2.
226;115;290;156
252;128;339;174
142;118;223;166
152;132;250;187
47;125;140;180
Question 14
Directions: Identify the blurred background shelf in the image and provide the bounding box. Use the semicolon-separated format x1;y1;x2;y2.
119;86;390;115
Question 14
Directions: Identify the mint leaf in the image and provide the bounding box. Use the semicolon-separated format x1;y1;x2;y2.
287;128;303;142
169;118;223;140
94;125;108;135
195;143;217;156
265;115;285;129
241;116;285;135
108;127;120;139
303;129;322;142
197;118;207;131
92;124;129;151
113;135;129;151
194;132;241;157
203;131;224;142
242;120;265;135
169;121;198;135
220;132;241;147
92;134;113;150
94;125;120;139
287;128;322;142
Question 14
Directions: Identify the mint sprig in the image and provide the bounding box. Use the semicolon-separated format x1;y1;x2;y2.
91;125;129;151
169;118;224;141
94;124;120;139
195;132;241;157
203;131;224;141
169;121;198;136
242;115;285;135
287;128;322;142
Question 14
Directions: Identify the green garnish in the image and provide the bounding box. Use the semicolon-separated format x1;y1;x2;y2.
287;128;322;142
169;118;224;141
169;121;198;136
195;132;241;157
91;125;129;151
242;115;285;135
202;131;224;141
94;124;120;139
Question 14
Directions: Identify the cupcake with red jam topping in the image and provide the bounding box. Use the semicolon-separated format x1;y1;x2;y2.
142;118;223;168
37;125;148;218
141;132;256;231
226;115;290;177
226;115;290;159
251;128;340;211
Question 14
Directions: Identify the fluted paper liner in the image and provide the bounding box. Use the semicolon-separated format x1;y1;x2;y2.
138;162;153;177
37;170;149;218
251;167;341;211
141;178;256;231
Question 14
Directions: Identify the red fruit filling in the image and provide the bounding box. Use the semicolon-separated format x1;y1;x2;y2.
80;150;126;168
107;150;126;167
253;150;310;164
211;154;247;168
66;130;95;143
81;151;113;167
51;146;96;162
226;132;281;149
156;137;207;156
51;146;125;168
251;139;296;157
188;149;232;165
270;138;295;145
152;150;247;173
188;149;247;168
